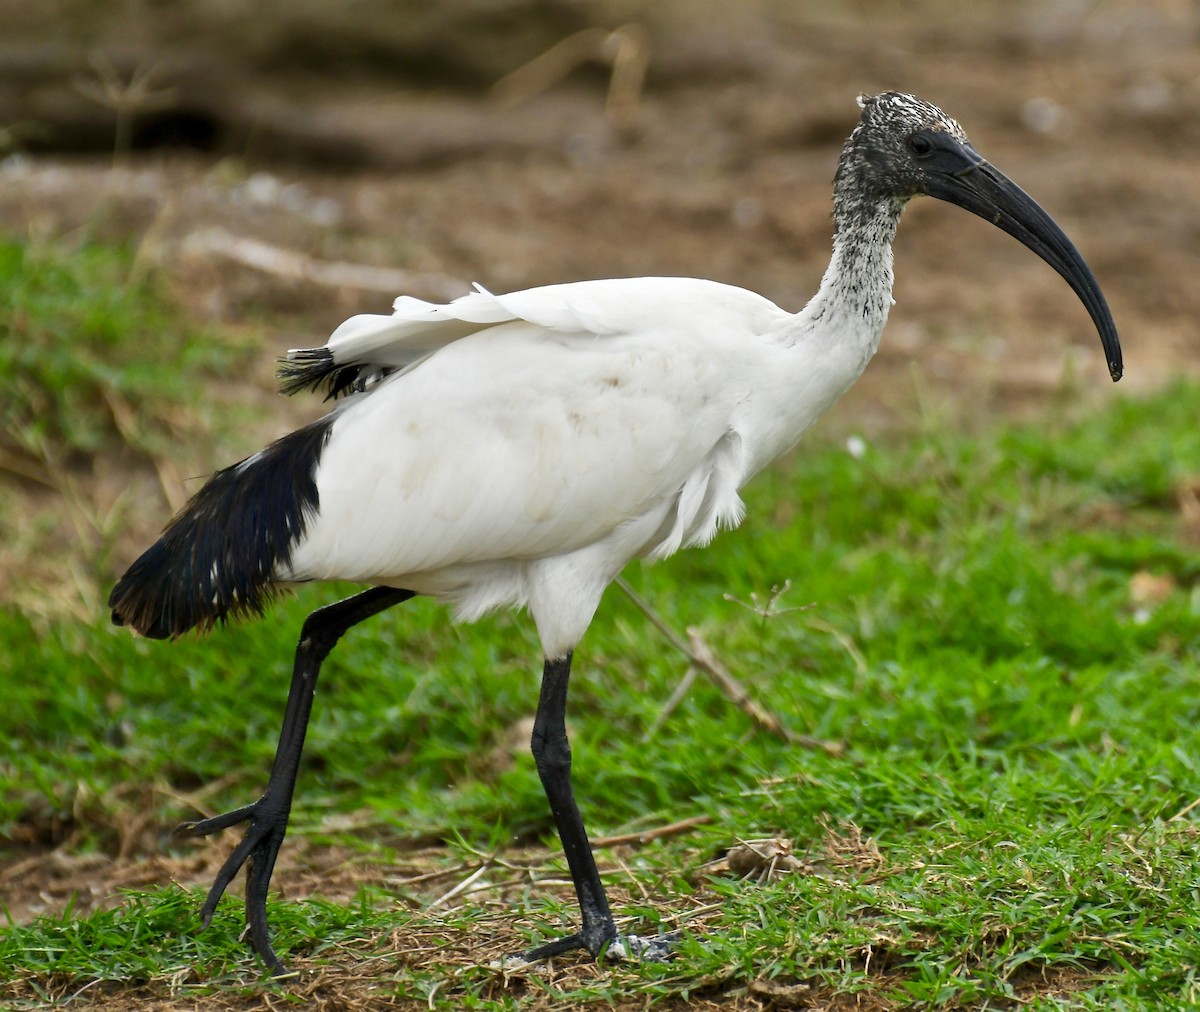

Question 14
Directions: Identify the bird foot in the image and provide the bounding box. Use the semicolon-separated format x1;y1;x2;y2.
495;929;679;969
177;792;292;976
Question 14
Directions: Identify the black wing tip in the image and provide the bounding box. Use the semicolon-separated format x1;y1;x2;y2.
109;524;285;640
110;575;280;639
108;544;212;639
108;608;173;639
108;417;333;640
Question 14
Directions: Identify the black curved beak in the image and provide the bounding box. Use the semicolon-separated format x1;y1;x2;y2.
923;138;1123;382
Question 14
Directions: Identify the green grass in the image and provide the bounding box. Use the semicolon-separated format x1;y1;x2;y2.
2;295;1200;1005
0;234;242;464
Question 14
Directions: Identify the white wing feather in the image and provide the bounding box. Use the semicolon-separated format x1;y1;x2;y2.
283;277;792;652
307;277;778;367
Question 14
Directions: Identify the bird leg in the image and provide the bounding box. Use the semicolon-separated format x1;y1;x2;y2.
179;586;414;975
523;652;618;959
521;652;673;963
521;652;615;959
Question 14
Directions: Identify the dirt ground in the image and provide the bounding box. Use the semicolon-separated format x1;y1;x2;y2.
2;0;1199;1005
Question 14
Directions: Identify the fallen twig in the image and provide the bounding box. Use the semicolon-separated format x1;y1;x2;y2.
1169;796;1200;822
490;24;650;130
615;576;844;756
427;862;491;909
591;814;713;849
686;627;796;742
102;386;186;511
643;663;698;740
180;227;467;300
806;616;868;674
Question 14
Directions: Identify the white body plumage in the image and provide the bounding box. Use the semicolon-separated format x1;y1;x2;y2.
280;269;890;658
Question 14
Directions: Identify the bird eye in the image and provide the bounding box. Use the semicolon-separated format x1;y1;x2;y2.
907;133;935;158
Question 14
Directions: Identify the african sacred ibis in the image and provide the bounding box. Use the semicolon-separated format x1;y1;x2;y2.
109;92;1123;974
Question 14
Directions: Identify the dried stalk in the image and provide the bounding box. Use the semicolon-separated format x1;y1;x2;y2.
615;575;844;756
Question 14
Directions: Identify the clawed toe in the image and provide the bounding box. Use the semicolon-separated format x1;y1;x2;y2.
177;796;292;974
177;799;259;839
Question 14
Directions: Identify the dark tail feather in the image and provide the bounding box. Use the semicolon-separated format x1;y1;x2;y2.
276;348;394;401
109;416;334;639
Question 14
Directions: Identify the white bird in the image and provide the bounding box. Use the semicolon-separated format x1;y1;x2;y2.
109;92;1123;975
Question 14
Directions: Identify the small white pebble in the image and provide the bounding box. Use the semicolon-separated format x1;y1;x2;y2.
732;196;764;229
1021;97;1072;135
242;171;283;205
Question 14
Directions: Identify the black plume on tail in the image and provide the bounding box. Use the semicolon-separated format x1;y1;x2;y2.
276;347;395;401
109;417;334;639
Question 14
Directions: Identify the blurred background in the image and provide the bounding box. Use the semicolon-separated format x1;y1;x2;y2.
0;0;1197;608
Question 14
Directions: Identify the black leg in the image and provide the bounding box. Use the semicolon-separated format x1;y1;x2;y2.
523;652;619;960
180;586;414;975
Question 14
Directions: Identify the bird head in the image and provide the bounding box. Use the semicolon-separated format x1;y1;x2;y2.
839;92;1123;382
